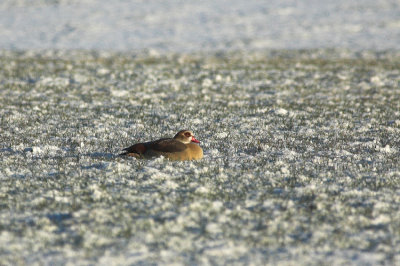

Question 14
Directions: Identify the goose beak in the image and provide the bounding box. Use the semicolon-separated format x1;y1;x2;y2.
191;136;200;143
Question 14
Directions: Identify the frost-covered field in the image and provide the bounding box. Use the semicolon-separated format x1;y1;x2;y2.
1;0;400;51
1;49;400;265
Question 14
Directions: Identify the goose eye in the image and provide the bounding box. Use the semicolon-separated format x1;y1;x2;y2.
184;132;191;137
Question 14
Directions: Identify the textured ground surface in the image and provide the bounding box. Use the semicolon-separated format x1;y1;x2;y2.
1;49;400;265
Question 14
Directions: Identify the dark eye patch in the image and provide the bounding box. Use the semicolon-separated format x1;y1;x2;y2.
184;132;191;137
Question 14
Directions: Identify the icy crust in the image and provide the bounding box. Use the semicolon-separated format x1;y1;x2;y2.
1;50;400;265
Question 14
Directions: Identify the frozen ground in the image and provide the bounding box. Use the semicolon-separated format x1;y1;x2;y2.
1;49;400;265
1;0;400;51
1;1;400;265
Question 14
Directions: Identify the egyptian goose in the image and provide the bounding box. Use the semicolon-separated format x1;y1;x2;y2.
120;130;203;161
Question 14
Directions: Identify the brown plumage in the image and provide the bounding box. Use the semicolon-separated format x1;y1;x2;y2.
120;130;203;161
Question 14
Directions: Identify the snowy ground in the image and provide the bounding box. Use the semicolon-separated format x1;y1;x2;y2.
1;0;400;51
1;49;400;265
1;0;400;265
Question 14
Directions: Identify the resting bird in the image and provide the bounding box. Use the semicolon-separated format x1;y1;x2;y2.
120;130;203;161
